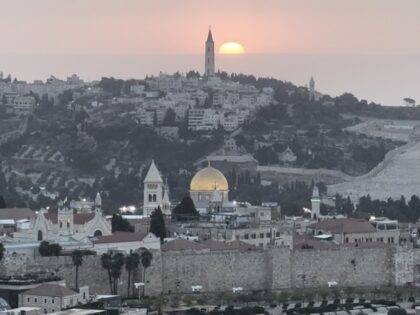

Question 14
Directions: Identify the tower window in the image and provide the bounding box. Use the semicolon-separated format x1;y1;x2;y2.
153;194;157;202
148;194;152;202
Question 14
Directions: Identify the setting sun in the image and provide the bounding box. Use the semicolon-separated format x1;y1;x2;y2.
219;42;245;54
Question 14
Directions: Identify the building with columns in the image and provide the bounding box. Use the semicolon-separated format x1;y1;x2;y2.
205;28;215;77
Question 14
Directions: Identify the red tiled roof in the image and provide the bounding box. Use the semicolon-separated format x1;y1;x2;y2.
23;284;76;297
0;208;36;221
308;218;376;234
44;213;95;225
94;232;147;244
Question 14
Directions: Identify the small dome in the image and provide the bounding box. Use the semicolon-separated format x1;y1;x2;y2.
0;297;10;311
190;166;228;191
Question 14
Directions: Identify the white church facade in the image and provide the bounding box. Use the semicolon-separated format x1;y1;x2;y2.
12;193;112;243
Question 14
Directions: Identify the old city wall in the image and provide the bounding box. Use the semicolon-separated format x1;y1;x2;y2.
156;246;394;294
287;246;393;288
1;250;163;296
159;249;272;293
393;246;420;286
1;246;401;296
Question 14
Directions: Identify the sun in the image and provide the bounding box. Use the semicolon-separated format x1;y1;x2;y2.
219;42;245;54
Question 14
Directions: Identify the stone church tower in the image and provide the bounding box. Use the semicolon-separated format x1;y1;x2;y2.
205;28;215;77
143;160;164;217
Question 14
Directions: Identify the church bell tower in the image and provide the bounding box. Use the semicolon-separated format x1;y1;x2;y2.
205;27;215;77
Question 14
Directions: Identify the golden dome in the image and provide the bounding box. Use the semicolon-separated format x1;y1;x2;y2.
190;166;229;191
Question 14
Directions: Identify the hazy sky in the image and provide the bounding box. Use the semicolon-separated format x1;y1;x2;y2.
1;0;420;55
1;0;420;105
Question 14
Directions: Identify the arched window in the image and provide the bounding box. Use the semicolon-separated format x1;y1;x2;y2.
67;221;70;228
59;221;63;228
94;230;102;237
38;230;43;241
148;194;152;202
153;194;157;202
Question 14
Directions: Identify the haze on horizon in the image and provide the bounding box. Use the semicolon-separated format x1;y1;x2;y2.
1;0;420;105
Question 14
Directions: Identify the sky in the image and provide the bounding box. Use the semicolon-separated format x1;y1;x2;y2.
1;0;420;105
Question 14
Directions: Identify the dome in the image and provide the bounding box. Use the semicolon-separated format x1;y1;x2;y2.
190;166;229;191
0;297;10;311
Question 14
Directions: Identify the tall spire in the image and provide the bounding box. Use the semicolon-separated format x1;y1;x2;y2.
207;26;213;42
205;27;215;77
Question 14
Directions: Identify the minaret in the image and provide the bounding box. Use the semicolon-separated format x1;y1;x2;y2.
309;76;315;102
143;160;164;217
94;192;102;212
311;185;321;220
205;27;215;77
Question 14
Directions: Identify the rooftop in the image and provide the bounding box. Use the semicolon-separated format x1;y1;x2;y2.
94;232;147;244
308;218;376;234
22;284;77;297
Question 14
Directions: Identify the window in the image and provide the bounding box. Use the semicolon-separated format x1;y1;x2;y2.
83;292;86;299
153;194;157;202
44;309;47;314
259;233;264;239
35;298;38;303
345;237;349;243
148;194;152;202
244;234;249;240
27;298;30;303
275;232;280;237
52;298;55;304
266;232;271;238
259;243;263;247
44;299;47;303
37;230;43;241
251;233;256;239
67;221;70;228
59;221;63;228
236;235;240;240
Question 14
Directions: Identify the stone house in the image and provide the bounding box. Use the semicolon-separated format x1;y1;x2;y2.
19;284;89;314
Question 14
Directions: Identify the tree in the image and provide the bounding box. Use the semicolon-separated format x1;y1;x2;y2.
0;243;4;261
71;250;84;290
111;214;134;232
101;253;113;293
388;309;407;315
140;248;153;297
110;253;125;294
150;207;166;242
172;196;199;218
0;196;6;208
39;241;51;256
125;252;140;297
48;243;62;256
162;108;176;126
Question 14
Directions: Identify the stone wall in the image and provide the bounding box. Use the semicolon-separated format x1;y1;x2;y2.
0;245;413;296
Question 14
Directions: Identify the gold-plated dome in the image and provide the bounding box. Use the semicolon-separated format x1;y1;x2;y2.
190;166;229;191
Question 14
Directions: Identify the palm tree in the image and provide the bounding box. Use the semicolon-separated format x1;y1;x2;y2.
111;253;125;294
140;248;153;297
71;250;84;290
101;253;113;293
125;253;140;298
0;243;5;262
